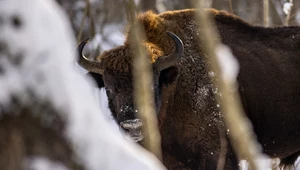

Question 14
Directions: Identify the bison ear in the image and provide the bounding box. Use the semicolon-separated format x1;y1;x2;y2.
88;72;105;88
159;66;179;86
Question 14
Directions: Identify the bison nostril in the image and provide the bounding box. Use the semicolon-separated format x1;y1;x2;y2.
120;119;144;142
120;119;143;130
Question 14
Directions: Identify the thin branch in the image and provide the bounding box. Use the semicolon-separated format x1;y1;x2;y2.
228;0;233;14
269;0;284;25
191;0;262;169
264;0;269;26
77;1;88;43
270;0;285;25
85;0;96;38
284;0;294;26
124;0;162;161
99;0;110;35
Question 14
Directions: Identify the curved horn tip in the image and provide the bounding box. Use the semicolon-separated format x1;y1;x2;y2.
82;37;90;43
166;31;184;54
78;37;90;54
166;31;182;42
166;31;177;37
79;37;90;47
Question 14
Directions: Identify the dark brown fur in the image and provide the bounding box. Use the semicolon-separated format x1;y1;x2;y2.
92;9;300;169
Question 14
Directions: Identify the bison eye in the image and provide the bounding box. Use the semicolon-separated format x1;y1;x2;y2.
106;89;112;93
106;88;113;94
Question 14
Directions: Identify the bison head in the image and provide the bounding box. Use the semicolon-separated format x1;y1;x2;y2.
77;31;183;142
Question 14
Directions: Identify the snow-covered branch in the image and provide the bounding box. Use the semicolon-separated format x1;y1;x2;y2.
0;0;165;169
284;0;294;25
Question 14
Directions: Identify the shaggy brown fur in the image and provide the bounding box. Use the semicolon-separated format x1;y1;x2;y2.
91;8;300;169
100;42;164;73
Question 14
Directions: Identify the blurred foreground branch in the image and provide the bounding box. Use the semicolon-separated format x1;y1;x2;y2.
124;0;162;160
191;0;262;169
77;0;95;43
0;0;166;169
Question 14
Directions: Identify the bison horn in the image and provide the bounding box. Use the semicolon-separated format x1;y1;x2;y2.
155;31;184;71
77;38;104;75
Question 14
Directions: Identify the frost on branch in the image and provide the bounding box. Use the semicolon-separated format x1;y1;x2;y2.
0;0;165;170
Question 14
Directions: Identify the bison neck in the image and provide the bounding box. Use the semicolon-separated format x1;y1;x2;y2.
158;52;238;169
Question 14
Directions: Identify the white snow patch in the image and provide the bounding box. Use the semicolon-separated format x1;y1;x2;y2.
134;0;141;6
156;0;167;13
0;0;165;170
283;2;293;15
215;44;239;83
89;25;125;52
239;156;277;170
23;157;70;170
239;156;300;170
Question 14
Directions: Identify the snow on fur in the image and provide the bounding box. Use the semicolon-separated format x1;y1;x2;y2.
23;157;71;170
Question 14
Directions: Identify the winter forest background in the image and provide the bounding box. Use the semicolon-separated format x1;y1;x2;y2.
57;0;300;58
0;0;300;169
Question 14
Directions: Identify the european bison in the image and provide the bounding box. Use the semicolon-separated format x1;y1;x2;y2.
78;9;300;169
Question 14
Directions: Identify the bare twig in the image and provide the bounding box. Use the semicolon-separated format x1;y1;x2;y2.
284;0;294;26
85;0;96;38
77;0;95;44
191;0;262;169
228;0;233;14
124;0;162;161
99;0;110;35
264;0;269;26
77;0;88;43
270;0;285;25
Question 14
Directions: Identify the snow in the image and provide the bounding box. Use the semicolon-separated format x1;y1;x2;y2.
23;157;71;170
92;25;125;51
0;0;165;170
156;0;167;13
240;156;276;170
215;44;240;83
80;24;125;59
283;1;293;15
